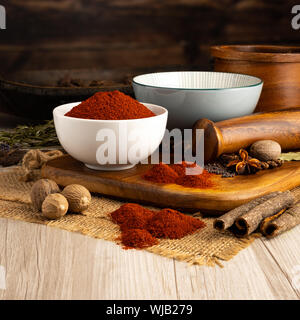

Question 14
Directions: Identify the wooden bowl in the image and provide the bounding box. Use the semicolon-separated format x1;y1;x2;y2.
0;69;133;120
211;45;300;112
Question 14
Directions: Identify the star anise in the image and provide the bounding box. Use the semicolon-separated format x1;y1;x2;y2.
226;149;262;175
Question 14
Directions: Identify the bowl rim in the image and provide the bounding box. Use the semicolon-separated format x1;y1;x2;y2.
132;71;263;91
53;101;168;123
211;45;300;63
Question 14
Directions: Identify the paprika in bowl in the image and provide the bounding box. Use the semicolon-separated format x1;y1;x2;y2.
53;91;168;171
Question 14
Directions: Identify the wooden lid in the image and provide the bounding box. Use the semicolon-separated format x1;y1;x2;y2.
211;45;300;63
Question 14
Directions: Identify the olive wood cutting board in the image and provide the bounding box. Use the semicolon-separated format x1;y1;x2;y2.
42;155;300;215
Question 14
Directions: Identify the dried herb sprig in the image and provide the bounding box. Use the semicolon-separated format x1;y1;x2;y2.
0;120;59;149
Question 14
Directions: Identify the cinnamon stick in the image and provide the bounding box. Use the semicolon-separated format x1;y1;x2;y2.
260;209;285;234
262;202;300;238
235;190;297;237
213;192;281;231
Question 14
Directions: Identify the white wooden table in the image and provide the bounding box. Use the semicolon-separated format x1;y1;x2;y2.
0;112;299;300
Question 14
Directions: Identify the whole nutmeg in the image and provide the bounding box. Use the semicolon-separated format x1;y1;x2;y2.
41;193;69;220
61;184;91;213
30;179;60;210
250;140;281;162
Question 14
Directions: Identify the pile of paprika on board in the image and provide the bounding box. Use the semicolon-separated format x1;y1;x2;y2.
111;203;206;249
65;90;156;120
143;162;216;189
142;162;179;184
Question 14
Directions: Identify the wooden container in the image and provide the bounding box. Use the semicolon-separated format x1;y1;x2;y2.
0;69;133;120
211;45;300;112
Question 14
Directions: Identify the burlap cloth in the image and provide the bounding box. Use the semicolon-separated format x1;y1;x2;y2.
0;167;257;267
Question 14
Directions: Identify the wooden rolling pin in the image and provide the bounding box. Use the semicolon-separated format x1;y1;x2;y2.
192;108;300;163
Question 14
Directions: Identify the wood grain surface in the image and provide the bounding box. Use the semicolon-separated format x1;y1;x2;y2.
0;0;297;75
42;155;300;214
212;45;300;113
0;216;299;300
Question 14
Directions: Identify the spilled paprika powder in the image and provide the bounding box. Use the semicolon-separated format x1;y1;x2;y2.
146;208;205;239
169;161;198;176
176;169;215;188
120;229;158;249
111;203;154;231
143;162;216;189
65;90;155;120
142;162;179;184
111;203;206;249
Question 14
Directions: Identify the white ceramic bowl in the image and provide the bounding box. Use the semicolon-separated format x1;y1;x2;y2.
53;102;168;171
133;71;263;129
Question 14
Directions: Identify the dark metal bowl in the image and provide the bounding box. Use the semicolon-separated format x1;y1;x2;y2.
0;69;133;120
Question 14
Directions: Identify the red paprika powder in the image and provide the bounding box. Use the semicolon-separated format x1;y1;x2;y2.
65;90;155;120
142;162;179;184
146;208;205;239
169;161;198;176
111;203;206;249
111;203;154;231
121;229;158;249
176;169;215;188
143;162;216;189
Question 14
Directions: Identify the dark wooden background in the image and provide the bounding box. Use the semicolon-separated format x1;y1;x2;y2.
0;0;299;76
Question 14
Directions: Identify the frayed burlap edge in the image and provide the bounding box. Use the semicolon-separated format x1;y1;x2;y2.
0;167;257;267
